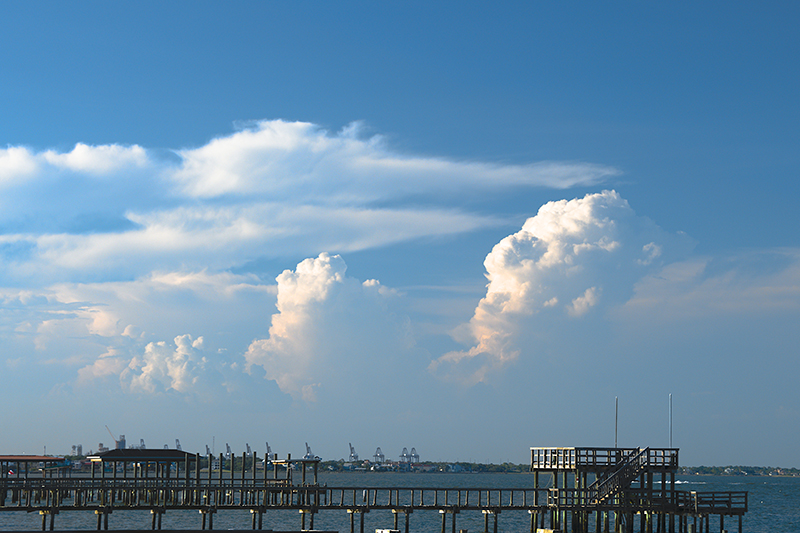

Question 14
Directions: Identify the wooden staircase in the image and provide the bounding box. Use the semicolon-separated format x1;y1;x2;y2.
588;447;650;504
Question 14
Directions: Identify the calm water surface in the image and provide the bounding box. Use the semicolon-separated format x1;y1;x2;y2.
0;473;796;532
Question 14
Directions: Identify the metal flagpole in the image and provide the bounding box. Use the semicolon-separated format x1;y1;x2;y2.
669;393;673;448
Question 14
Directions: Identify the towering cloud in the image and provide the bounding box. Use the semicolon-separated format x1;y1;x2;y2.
430;190;676;384
245;253;411;402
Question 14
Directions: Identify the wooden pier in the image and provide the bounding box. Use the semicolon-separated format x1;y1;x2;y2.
0;447;747;533
529;447;747;533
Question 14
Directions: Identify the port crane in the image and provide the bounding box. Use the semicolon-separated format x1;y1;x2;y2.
104;426;123;450
303;442;319;460
373;447;384;463
349;443;359;462
400;447;410;463
261;442;274;470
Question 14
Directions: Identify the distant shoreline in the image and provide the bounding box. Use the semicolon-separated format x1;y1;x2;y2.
46;456;800;477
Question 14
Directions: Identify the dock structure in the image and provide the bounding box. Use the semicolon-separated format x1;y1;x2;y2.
530;447;747;533
0;447;747;533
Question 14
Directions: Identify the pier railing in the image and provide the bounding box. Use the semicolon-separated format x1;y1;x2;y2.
531;447;678;472
675;490;748;515
546;487;747;515
1;478;748;515
0;478;748;533
0;479;548;511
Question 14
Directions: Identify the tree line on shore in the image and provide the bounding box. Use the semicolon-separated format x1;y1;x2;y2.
678;465;800;477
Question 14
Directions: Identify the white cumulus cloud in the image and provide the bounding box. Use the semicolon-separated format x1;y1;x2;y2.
245;253;412;402
122;334;206;393
43;143;149;174
1;270;273;398
0;146;39;185
430;190;680;384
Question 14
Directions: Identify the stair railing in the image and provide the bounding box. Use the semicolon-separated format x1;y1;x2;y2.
590;447;650;504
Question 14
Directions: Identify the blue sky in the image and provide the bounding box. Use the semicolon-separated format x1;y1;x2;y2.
1;2;799;467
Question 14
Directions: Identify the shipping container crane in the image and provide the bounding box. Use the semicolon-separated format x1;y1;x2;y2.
349;443;359;462
303;442;319;460
373;447;385;463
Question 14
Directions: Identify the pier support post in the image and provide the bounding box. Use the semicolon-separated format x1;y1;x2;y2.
482;509;498;533
198;507;216;530
299;508;315;531
439;508;459;533
39;509;54;531
392;507;412;533
150;507;164;530
248;507;263;530
94;508;111;530
348;508;368;533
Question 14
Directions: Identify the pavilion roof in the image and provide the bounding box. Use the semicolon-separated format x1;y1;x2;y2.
87;449;198;462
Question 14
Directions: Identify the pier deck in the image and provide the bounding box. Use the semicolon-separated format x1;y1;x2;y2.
1;448;747;533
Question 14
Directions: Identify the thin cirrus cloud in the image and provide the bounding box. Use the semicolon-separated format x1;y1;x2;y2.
0;120;617;285
171;120;618;200
16;203;496;283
